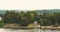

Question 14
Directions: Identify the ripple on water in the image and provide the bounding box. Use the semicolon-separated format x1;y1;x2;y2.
0;28;60;32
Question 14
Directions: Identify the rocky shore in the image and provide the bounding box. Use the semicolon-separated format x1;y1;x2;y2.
3;24;20;29
3;24;60;30
3;23;40;29
40;26;60;30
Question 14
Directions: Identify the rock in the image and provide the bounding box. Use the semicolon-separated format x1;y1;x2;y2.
3;23;20;29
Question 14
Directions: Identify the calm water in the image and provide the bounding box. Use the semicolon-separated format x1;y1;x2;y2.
0;28;60;32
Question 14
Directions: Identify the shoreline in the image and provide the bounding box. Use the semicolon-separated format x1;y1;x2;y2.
2;24;60;30
40;26;60;30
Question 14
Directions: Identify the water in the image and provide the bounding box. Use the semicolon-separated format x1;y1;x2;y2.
0;28;60;32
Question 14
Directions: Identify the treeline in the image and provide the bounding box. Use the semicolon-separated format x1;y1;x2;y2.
2;11;38;26
0;11;60;26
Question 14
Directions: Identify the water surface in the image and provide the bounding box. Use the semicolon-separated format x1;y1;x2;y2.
0;28;60;32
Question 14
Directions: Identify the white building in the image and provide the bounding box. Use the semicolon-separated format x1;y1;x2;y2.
0;17;2;21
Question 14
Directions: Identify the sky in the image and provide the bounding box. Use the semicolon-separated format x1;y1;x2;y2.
0;0;60;10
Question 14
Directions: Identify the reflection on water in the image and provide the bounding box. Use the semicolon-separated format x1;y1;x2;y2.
0;28;60;32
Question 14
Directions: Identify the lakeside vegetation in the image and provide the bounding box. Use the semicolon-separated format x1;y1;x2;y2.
0;9;60;28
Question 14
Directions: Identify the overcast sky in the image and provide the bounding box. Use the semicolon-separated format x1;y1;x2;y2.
0;0;60;10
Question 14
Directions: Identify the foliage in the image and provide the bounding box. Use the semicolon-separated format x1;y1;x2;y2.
0;10;60;26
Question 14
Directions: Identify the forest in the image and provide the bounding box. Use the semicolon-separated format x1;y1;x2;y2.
0;10;60;27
